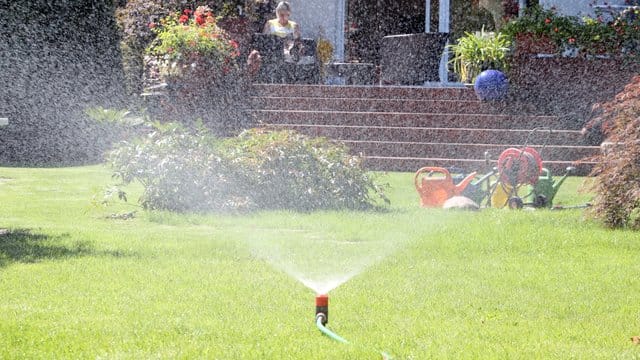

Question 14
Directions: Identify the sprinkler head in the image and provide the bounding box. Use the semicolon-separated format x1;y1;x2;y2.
315;294;328;325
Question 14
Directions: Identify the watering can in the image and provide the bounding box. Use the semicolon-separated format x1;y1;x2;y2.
414;167;477;207
525;167;574;208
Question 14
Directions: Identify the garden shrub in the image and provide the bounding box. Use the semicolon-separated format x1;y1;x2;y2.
500;5;640;58
108;122;248;212
107;125;388;212
587;75;640;229
220;129;389;211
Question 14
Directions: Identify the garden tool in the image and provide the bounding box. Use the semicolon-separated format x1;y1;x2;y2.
414;167;477;207
525;166;575;208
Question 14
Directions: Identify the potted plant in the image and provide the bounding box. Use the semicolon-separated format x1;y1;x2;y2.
144;6;250;134
447;28;511;84
146;6;241;91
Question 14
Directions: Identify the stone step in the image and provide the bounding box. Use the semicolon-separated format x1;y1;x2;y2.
341;140;600;162
263;124;585;146
252;110;580;130
255;96;502;114
253;83;478;100
251;84;592;174
362;156;595;175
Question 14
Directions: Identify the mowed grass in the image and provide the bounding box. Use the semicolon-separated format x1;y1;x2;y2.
1;166;639;359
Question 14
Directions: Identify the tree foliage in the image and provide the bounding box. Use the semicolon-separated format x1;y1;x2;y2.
587;75;640;229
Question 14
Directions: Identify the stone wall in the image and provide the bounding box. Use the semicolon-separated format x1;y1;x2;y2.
505;56;640;130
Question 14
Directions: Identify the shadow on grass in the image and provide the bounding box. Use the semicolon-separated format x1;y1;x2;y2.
0;228;131;268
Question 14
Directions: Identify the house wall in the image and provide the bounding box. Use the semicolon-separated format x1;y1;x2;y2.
287;0;346;60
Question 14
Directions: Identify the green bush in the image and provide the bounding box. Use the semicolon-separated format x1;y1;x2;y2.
500;5;640;57
221;129;389;211
587;75;640;229
107;125;388;212
108;122;246;212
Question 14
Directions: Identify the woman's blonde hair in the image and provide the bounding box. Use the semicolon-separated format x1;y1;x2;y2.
276;1;291;13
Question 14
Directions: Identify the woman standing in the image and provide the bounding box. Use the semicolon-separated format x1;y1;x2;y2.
263;1;301;40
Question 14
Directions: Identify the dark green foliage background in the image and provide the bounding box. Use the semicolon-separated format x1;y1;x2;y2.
0;0;126;165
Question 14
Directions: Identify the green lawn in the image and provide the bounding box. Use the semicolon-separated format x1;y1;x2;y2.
1;166;639;359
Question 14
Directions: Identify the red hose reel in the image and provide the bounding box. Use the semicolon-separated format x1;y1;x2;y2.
497;147;543;187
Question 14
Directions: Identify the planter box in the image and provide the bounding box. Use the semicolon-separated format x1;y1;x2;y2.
380;32;448;85
326;62;375;85
514;33;558;56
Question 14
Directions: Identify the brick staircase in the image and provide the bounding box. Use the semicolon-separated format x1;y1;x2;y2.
250;84;599;175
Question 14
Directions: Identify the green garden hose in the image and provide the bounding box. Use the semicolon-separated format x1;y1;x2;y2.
316;314;349;344
315;314;392;360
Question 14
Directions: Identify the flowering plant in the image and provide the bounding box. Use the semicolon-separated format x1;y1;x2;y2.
500;5;640;57
608;6;640;56
146;6;240;80
500;6;578;50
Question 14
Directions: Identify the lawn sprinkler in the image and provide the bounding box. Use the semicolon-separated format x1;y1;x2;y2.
315;293;329;326
314;293;348;344
313;293;393;359
414;167;477;207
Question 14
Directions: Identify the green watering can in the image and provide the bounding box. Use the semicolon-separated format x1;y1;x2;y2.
525;167;575;208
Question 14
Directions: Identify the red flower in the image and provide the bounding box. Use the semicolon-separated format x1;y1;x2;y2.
554;27;559;32
229;40;239;49
148;22;156;29
545;18;551;24
568;37;576;44
179;14;189;24
183;9;192;15
195;15;205;25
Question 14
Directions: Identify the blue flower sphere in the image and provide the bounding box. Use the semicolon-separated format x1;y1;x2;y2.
474;70;509;101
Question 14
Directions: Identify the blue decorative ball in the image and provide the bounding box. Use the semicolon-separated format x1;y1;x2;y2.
474;70;509;101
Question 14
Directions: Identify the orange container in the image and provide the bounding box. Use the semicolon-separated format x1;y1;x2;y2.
414;167;477;207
